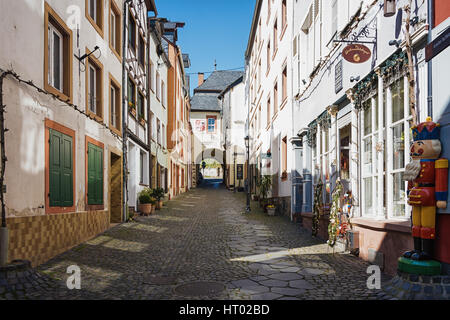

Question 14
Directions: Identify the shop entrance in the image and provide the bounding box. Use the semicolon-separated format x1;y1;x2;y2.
110;152;122;223
338;124;351;194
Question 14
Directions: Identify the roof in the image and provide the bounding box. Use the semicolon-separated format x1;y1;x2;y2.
145;0;158;16
190;93;221;112
218;76;244;99
194;70;245;93
245;0;262;59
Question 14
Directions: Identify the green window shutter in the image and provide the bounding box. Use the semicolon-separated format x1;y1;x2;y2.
87;143;104;205
49;129;73;207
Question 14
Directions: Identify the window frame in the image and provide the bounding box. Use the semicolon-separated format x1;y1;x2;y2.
44;2;73;103
137;89;145;125
85;135;104;210
138;32;146;70
109;73;121;135
128;8;137;52
45;119;76;214
86;0;104;38
109;0;122;60
207;116;217;133
128;74;137;117
85;48;104;122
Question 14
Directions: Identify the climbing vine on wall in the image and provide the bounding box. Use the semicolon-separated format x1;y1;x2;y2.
327;179;344;248
312;179;324;237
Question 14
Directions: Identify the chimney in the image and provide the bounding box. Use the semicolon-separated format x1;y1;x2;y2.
198;73;204;87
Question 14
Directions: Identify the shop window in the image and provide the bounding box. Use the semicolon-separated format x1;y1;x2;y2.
140;151;145;184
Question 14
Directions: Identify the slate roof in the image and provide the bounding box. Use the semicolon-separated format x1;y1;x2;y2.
190;93;221;112
191;70;244;112
194;70;244;93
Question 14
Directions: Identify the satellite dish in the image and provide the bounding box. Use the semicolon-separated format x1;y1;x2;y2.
395;8;403;39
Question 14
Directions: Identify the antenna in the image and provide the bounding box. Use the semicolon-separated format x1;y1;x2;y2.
214;59;217;71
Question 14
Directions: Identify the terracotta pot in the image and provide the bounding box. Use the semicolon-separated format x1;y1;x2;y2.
156;200;163;210
138;203;152;216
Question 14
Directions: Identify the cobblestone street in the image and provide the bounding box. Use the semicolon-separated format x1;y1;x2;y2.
2;183;392;300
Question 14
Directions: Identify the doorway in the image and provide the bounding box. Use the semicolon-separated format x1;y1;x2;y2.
110;152;122;223
338;124;351;193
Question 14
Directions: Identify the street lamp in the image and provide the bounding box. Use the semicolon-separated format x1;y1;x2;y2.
244;135;251;212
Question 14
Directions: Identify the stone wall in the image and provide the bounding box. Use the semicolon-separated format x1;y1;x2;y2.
6;210;110;267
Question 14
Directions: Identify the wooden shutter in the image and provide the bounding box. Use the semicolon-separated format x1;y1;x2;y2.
87;143;103;205
49;129;73;207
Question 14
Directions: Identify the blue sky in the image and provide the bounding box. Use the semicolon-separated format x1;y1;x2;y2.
155;0;256;94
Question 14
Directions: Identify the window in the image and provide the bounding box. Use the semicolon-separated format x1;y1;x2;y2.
273;81;278;115
109;0;121;58
267;97;271;126
267;41;271;72
138;34;145;68
282;136;287;179
150;112;156;139
162;124;166;147
157;119;161;145
282;0;287;31
48;126;74;209
128;10;136;51
140;151;145;184
44;3;73;102
128;75;136;114
268;0;271;20
149;61;154;92
331;0;338;39
86;0;103;36
273;19;278;55
137;91;145;123
282;65;287;104
207;116;216;133
161;81;166;107
109;74;121;133
87;139;104;206
156;72;161;101
86;51;103;120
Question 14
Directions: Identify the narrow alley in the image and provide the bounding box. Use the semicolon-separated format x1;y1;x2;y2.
4;184;389;300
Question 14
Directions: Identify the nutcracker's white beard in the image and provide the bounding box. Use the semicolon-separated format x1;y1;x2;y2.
404;159;421;181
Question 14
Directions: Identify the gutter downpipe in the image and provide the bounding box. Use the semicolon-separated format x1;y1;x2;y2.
122;0;132;222
290;0;295;222
147;20;153;189
427;0;433;118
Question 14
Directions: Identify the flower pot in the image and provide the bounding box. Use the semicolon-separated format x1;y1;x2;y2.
156;200;163;210
138;203;152;216
151;205;156;214
267;208;276;216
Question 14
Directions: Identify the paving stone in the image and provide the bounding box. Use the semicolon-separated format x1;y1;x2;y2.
232;279;259;288
271;287;305;296
299;268;325;276
250;292;283;300
259;279;289;287
289;280;314;290
268;273;304;281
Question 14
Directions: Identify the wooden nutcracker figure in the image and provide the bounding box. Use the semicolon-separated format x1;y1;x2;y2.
403;117;448;262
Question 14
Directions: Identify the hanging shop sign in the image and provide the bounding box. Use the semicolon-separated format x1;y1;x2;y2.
335;60;343;93
425;26;450;62
342;44;372;64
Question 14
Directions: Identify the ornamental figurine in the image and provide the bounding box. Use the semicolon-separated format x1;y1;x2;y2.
403;117;448;262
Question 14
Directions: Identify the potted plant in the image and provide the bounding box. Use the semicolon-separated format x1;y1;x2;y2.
258;175;272;212
138;187;153;216
151;187;165;210
150;196;157;214
267;204;276;216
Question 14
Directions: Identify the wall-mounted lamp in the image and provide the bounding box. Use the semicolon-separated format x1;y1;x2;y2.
410;16;419;26
389;39;401;48
350;76;360;83
75;46;100;63
384;0;396;17
302;79;307;85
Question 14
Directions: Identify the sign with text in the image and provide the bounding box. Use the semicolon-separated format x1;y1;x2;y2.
195;120;205;132
342;44;371;64
237;164;243;179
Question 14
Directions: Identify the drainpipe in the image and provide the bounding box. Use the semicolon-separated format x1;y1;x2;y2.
122;0;132;222
427;0;434;118
290;0;296;222
147;20;153;189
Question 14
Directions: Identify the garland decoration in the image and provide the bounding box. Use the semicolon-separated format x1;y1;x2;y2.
312;179;324;237
327;179;344;248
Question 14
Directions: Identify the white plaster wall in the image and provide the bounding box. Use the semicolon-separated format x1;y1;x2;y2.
0;0;123;217
190;111;222;164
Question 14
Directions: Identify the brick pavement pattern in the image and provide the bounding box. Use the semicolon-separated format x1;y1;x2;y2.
0;184;392;300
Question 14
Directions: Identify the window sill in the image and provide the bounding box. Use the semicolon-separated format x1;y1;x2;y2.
86;204;105;212
352;217;411;234
110;126;121;136
46;206;76;215
44;83;72;104
86;110;104;124
110;45;122;62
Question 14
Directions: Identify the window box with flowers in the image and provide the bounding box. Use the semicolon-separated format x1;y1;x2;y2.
128;102;136;117
138;114;146;127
